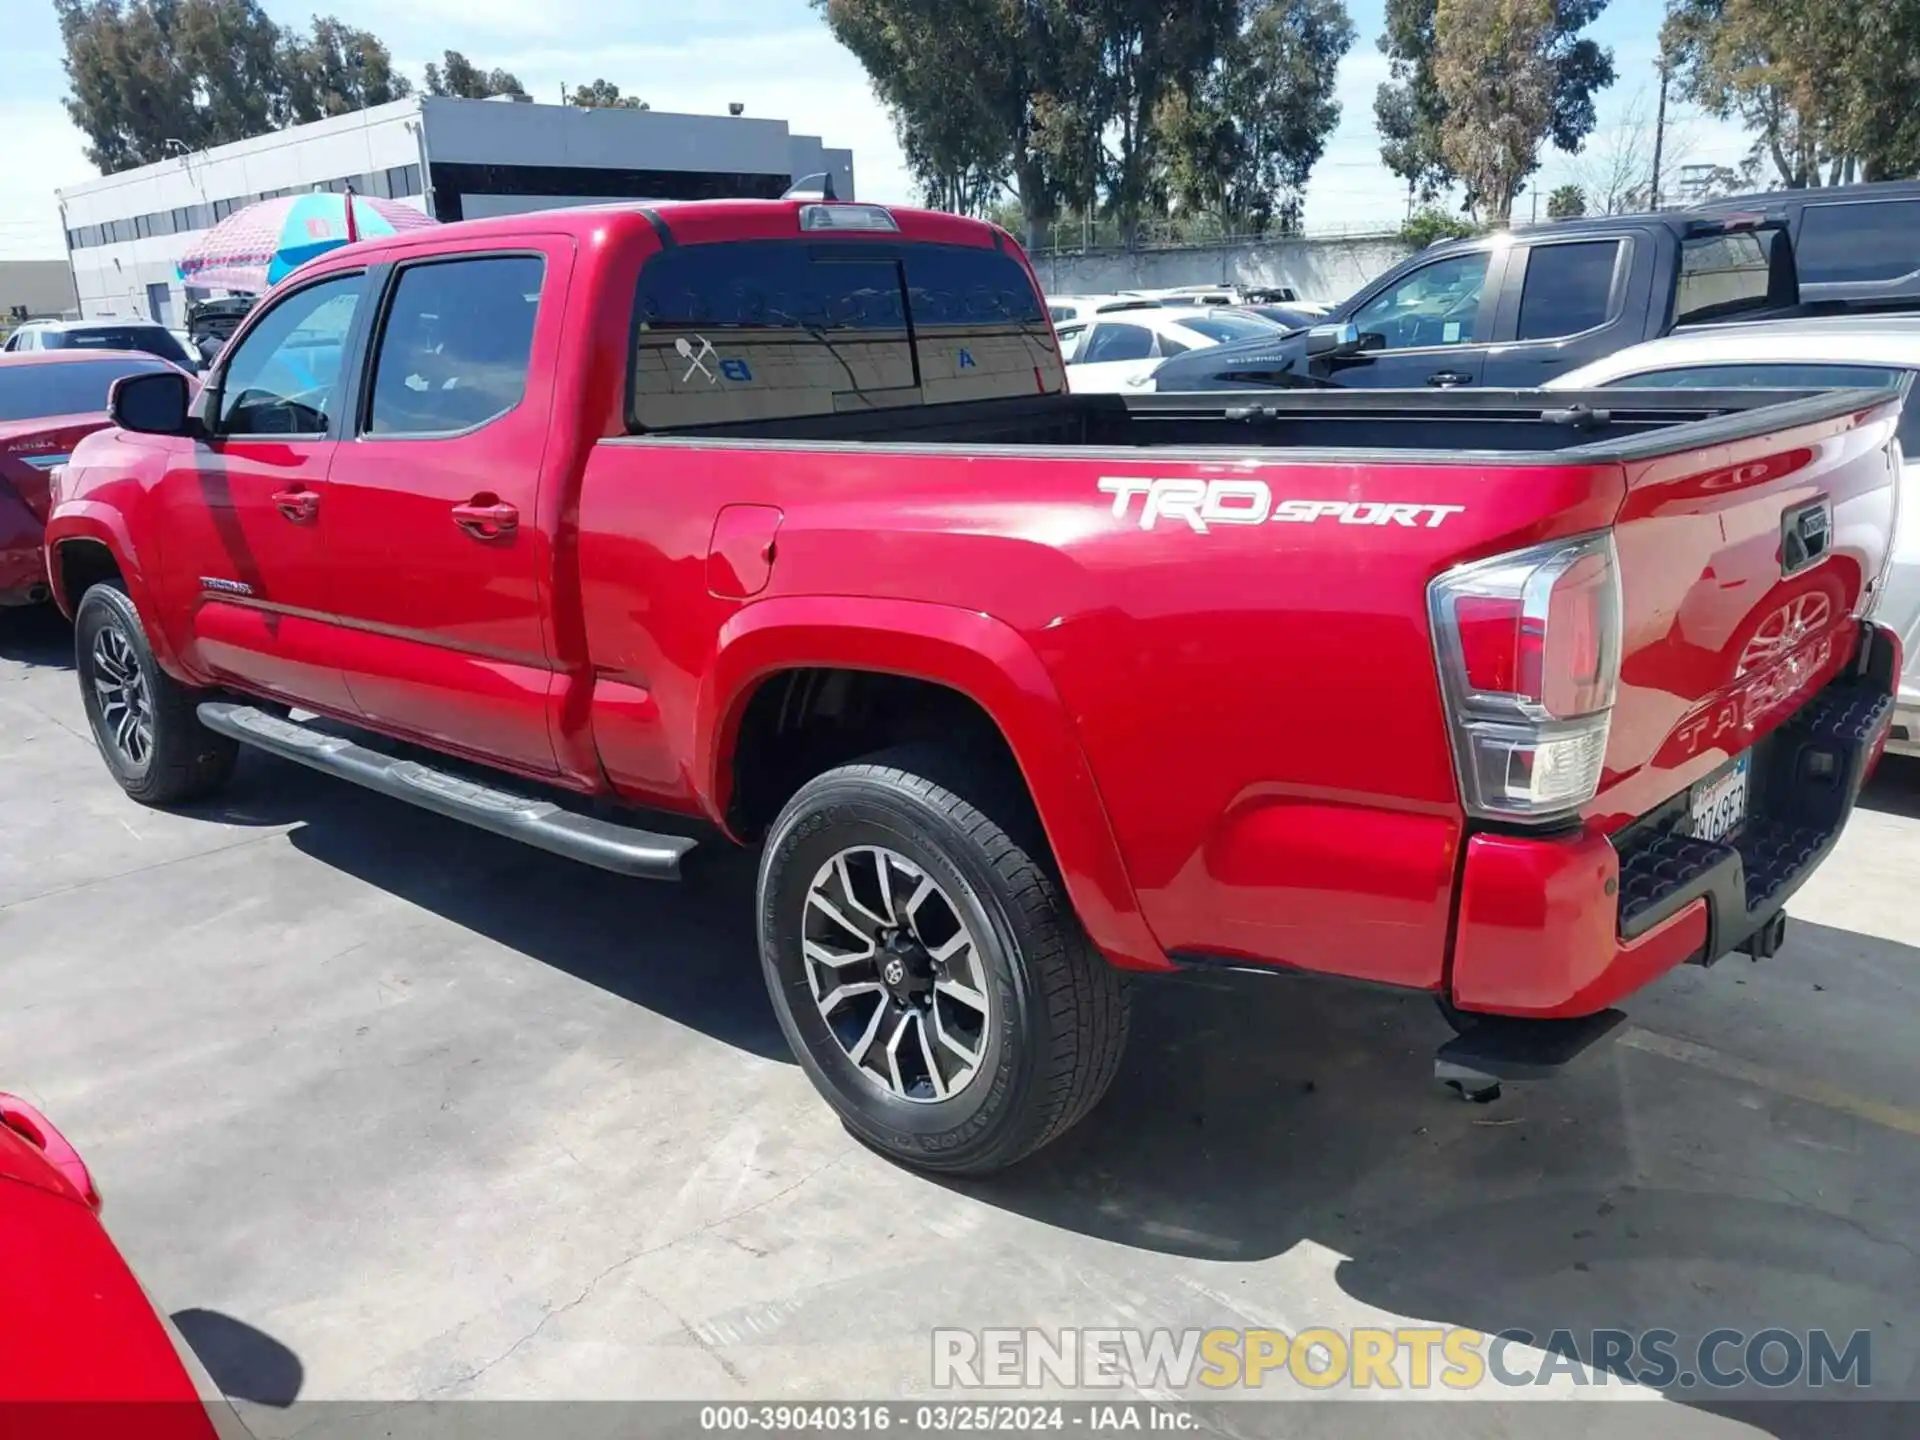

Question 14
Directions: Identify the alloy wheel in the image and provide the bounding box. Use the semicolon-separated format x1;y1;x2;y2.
801;845;992;1103
91;624;154;769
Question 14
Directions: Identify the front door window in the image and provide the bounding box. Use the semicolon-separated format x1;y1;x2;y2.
217;276;364;437
1349;253;1491;350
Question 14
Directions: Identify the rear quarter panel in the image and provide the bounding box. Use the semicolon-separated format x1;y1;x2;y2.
579;437;1626;987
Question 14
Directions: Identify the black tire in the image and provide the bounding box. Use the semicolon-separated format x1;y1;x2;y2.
757;746;1130;1175
74;582;237;806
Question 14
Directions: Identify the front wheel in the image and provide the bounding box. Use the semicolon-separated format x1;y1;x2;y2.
75;582;237;806
757;749;1130;1175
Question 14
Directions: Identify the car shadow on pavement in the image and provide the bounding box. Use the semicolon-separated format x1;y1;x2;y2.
0;604;72;671
199;750;793;1062
1856;752;1920;819
171;1307;304;1406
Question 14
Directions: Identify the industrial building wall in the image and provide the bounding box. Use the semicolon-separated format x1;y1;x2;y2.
416;98;855;219
59;101;425;321
57;97;857;322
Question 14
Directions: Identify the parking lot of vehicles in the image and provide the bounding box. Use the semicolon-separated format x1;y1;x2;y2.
3;318;203;372
1139;180;1920;395
1044;287;1331;363
1;350;184;608
38;194;1907;1183
1145;209;1805;392
1061;303;1283;389
1044;294;1166;360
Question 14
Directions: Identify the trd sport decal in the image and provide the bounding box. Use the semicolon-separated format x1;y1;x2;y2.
1098;477;1465;533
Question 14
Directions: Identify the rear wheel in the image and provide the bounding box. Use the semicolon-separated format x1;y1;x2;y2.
757;748;1130;1174
75;582;237;805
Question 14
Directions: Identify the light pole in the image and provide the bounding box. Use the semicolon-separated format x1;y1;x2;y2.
1650;53;1671;210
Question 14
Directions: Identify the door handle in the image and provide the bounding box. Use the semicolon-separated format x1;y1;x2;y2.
452;498;519;540
272;487;319;523
1427;370;1473;388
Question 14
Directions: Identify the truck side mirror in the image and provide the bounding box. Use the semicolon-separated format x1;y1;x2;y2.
1304;322;1363;358
109;370;192;436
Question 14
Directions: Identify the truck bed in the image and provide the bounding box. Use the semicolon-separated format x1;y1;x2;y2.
622;384;1908;464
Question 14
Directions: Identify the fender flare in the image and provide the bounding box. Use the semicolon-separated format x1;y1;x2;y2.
43;506;187;677
700;594;1170;972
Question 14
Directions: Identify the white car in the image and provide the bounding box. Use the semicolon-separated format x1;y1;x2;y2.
1549;316;1920;755
1065;306;1286;393
1122;286;1241;306
1046;296;1163;361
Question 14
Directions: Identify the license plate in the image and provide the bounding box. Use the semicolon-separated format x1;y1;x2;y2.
1689;753;1751;843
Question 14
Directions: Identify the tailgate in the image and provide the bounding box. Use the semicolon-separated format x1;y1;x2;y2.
1591;387;1902;832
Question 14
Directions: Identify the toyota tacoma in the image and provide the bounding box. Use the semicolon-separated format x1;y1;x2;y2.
43;198;1905;1173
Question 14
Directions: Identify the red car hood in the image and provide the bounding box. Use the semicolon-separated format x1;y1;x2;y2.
0;411;109;522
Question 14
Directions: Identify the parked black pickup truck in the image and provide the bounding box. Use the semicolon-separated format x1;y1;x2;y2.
1148;181;1920;392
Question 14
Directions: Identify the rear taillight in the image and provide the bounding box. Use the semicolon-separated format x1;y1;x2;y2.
1429;532;1622;823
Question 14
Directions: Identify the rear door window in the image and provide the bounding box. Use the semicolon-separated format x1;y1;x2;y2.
1674;232;1784;326
1796;200;1920;284
1076;323;1155;364
1516;241;1622;340
366;255;544;435
631;240;1059;430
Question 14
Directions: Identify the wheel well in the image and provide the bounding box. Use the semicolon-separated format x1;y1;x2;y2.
56;540;123;608
727;668;1039;844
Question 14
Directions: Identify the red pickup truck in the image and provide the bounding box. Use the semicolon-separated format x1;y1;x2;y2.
44;198;1904;1174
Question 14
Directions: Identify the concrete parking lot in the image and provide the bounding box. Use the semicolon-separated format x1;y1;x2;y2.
3;604;1917;1439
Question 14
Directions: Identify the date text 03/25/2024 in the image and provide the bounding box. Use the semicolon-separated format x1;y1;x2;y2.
698;1404;1193;1432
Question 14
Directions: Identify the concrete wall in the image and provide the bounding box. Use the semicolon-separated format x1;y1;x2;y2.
0;261;79;321
1031;236;1412;305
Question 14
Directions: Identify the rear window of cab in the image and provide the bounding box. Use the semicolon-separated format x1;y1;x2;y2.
628;240;1064;430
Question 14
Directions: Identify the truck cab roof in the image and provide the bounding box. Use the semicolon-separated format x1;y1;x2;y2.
339;198;1014;260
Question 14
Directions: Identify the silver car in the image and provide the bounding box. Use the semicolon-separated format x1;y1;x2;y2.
1550;316;1920;755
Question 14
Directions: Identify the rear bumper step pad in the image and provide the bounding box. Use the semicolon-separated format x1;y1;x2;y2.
197;702;695;881
1613;683;1891;960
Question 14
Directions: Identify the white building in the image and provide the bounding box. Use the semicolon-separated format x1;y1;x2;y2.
57;95;857;324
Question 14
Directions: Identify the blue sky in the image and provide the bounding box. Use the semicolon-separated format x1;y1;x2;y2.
0;0;1751;262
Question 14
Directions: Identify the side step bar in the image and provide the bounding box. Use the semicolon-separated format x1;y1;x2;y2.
197;702;696;881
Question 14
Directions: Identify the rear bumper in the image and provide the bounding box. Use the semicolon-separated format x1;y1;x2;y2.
0;486;49;605
1450;631;1895;1019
